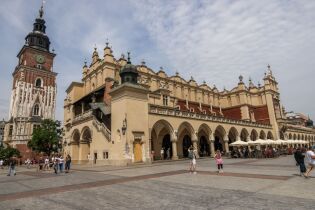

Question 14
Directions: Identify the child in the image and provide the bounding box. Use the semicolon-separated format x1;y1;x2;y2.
214;150;224;173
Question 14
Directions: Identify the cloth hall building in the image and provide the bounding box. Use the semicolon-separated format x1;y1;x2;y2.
63;44;315;165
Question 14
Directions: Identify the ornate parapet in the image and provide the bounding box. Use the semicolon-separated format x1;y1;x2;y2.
149;104;272;129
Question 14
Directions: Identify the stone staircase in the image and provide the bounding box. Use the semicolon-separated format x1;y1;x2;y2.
92;117;111;142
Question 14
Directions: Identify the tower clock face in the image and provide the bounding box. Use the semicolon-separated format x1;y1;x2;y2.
35;54;45;64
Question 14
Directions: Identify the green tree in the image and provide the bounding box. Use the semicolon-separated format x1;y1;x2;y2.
28;119;63;156
0;147;20;161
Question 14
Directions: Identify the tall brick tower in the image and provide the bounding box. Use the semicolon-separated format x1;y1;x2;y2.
3;4;57;155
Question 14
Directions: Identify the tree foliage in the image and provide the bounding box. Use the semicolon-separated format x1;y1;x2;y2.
28;119;63;156
0;147;20;160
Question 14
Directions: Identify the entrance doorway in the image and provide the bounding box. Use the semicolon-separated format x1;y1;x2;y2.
214;136;223;152
182;135;192;158
134;142;142;162
94;152;97;164
162;134;172;159
199;136;209;156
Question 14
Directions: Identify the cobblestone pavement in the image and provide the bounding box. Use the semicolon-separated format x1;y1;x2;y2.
0;156;314;210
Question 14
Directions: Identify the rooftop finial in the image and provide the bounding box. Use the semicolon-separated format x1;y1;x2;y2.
39;1;45;18
94;44;97;51
141;59;146;66
239;75;243;82
84;58;87;67
105;38;109;47
127;52;131;63
266;64;273;76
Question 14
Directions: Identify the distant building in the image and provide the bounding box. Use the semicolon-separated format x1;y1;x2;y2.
3;5;57;159
0;119;6;146
63;43;315;165
285;112;313;128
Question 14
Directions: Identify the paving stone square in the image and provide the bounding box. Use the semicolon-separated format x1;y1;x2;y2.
0;156;314;210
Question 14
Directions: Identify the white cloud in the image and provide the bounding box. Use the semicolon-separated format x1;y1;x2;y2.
0;0;315;121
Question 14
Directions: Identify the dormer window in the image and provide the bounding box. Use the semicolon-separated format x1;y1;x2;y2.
37;64;42;69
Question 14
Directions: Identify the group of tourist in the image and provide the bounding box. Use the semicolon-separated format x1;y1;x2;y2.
3;154;72;176
188;146;224;174
294;145;315;178
231;146;286;159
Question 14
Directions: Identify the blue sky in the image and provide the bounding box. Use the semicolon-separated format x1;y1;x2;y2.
0;0;315;122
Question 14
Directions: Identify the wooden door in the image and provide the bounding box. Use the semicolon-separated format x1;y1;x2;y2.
134;143;142;162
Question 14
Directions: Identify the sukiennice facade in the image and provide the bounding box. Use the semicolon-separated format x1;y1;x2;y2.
63;44;315;165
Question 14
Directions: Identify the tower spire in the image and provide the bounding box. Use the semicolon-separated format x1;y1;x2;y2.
39;1;45;18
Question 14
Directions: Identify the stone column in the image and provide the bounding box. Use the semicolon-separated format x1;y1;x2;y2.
223;136;230;154
171;136;178;160
81;102;85;114
192;134;199;158
210;133;215;157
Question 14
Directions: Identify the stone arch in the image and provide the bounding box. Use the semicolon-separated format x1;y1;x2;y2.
197;123;212;157
79;126;92;162
297;134;301;140
250;129;258;141
71;129;80;160
151;120;175;160
267;131;274;140
72;129;80;144
259;130;266;140
177;121;196;158
81;126;92;142
214;125;226;152
240;128;249;141
301;134;304;140
228;127;239;143
228;127;239;153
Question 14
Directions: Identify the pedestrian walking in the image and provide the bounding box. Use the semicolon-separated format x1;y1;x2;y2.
160;148;164;160
214;150;224;174
188;146;197;174
7;156;17;176
59;155;64;173
166;148;170;160
53;155;59;174
44;156;50;171
294;147;306;176
0;159;3;169
38;156;44;172
304;146;315;178
26;158;31;169
65;154;71;173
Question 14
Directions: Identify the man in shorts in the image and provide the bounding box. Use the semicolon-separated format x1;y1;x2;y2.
304;146;315;178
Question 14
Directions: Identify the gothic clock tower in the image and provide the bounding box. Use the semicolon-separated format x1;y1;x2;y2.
4;5;57;155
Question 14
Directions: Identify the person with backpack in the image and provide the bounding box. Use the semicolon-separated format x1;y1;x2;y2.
214;150;224;174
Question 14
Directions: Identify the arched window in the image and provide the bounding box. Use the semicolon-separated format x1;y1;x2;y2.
33;104;39;116
35;78;42;87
